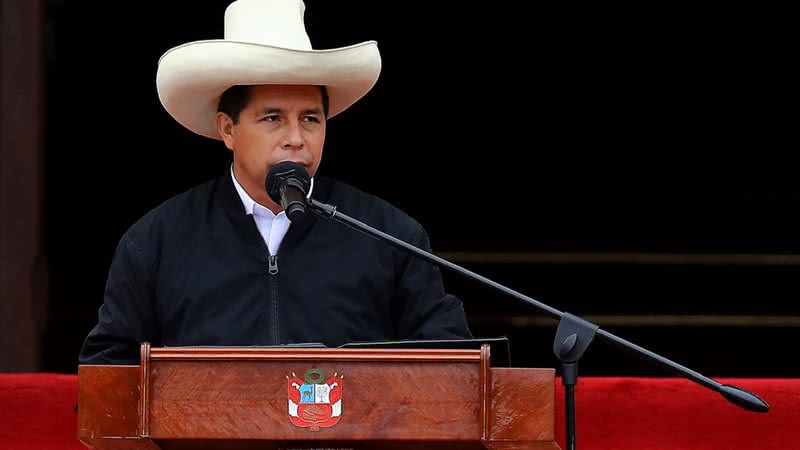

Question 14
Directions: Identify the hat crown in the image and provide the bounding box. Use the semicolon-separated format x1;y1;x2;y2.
224;0;312;50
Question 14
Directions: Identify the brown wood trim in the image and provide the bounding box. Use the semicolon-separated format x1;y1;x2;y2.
78;365;141;440
149;347;482;362
489;368;556;442
139;342;151;437
480;343;491;441
485;442;561;450
79;438;160;450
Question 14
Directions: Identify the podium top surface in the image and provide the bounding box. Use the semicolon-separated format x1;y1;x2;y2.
340;337;511;367
145;338;511;366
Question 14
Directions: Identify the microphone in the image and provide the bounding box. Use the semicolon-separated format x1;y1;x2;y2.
266;161;311;223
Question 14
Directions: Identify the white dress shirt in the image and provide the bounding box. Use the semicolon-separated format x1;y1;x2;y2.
230;165;313;255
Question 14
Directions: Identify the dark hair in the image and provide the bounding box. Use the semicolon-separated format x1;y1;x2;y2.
217;85;330;124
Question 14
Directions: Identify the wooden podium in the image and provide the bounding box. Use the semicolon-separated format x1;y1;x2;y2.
78;343;560;449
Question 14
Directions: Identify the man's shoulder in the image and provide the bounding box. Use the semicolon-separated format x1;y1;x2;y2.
319;176;426;237
123;174;224;241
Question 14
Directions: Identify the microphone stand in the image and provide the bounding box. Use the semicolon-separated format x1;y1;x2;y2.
308;198;769;450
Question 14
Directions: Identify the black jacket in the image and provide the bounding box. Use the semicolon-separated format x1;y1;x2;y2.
79;169;472;364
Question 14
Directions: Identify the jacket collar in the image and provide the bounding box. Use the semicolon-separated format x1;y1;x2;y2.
218;164;330;251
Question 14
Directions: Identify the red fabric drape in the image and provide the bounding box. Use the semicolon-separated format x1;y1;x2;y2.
0;374;84;450
554;377;800;449
1;373;798;449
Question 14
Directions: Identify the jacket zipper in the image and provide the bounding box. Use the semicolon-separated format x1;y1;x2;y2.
268;254;279;345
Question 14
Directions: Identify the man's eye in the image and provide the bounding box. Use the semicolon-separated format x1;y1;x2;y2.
303;116;320;123
262;115;279;122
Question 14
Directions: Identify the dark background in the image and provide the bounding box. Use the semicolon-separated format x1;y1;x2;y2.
33;1;800;376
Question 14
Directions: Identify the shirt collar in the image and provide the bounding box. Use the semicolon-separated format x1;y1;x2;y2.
230;164;314;216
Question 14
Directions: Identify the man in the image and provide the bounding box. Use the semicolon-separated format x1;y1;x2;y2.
79;0;472;365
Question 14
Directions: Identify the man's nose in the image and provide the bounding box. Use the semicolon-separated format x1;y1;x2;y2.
282;121;304;149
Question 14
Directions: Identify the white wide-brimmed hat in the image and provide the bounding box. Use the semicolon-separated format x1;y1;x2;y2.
156;0;382;140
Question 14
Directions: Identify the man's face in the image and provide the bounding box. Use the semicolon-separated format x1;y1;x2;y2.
217;84;326;208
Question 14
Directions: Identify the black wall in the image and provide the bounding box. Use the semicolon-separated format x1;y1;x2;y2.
43;1;800;376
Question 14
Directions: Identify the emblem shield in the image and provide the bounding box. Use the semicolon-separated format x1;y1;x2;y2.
287;369;343;431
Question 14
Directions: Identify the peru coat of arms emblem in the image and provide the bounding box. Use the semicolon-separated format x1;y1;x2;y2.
287;369;344;431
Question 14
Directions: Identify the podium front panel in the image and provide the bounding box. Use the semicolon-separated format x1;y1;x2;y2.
78;346;559;449
147;359;481;440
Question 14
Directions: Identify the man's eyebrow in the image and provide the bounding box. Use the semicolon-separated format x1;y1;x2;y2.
259;107;284;115
257;107;323;115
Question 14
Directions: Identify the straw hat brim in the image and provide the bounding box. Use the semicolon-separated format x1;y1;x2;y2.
156;40;381;140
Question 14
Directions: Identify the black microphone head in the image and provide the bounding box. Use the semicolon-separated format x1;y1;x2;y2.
266;161;311;205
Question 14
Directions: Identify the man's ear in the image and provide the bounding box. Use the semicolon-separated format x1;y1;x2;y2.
215;112;236;151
